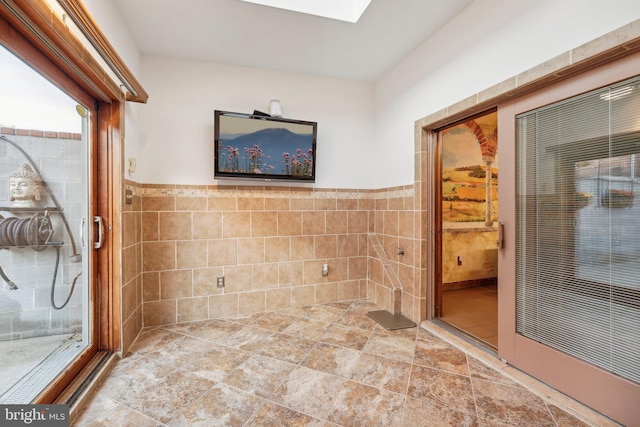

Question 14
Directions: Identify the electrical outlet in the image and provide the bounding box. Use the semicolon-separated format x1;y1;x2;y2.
322;263;329;277
217;276;225;288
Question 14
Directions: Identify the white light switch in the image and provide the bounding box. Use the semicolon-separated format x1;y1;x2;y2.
128;158;137;173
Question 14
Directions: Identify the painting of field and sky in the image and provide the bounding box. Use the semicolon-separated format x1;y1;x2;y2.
442;112;498;223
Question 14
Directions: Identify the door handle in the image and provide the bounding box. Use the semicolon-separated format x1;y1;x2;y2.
80;218;86;247
497;222;504;250
94;216;104;249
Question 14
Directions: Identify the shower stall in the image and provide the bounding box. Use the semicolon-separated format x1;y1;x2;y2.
0;45;92;403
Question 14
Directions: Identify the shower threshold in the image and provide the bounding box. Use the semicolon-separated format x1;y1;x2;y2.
0;333;84;404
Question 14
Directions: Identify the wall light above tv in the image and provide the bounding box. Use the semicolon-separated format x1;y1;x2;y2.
214;110;317;182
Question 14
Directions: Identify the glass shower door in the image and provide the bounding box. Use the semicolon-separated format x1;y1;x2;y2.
0;44;92;403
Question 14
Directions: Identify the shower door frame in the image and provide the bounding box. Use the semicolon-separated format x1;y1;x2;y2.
0;5;122;403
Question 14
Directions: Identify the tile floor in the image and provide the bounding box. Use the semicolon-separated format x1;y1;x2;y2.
73;299;603;426
441;285;498;348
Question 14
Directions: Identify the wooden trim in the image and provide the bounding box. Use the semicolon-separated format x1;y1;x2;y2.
34;346;99;404
57;0;148;103
0;13;93;107
96;100;122;350
0;0;147;103
0;0;123;404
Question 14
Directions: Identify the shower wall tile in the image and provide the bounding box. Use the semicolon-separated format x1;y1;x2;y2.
135;184;417;331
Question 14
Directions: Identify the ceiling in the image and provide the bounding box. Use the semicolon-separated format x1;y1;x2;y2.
110;0;473;82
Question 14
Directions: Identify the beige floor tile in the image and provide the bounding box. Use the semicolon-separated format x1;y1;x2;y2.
72;299;610;427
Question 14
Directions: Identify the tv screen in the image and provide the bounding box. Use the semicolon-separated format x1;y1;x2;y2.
214;110;317;182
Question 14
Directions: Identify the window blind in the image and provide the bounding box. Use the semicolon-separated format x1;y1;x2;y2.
516;76;640;384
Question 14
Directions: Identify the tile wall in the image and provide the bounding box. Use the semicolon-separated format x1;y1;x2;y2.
120;183;424;345
121;179;143;353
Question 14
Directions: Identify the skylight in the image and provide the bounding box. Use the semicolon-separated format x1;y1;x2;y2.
240;0;373;23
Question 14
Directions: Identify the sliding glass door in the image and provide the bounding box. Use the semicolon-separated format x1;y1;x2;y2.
498;54;640;426
0;44;96;403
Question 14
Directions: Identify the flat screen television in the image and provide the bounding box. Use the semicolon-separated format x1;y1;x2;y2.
214;110;317;182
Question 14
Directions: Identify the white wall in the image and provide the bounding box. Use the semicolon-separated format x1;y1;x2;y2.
81;0;143;175
373;0;640;188
137;56;374;188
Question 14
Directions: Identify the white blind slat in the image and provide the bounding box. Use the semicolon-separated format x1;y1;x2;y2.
515;76;640;384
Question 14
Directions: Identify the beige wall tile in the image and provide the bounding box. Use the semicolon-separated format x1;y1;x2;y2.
122;245;138;284
160;269;193;299
252;211;278;237
316;282;337;303
265;237;290;262
143;241;176;271
208;239;238;267
368;258;384;284
238;197;265;211
122;279;137;321
265;197;289;210
290;198;313;210
383;211;399;236
347;211;368;233
143;300;176;326
177;297;208;323
208;196;237;211
238;238;265;264
253;263;279;290
193;267;225;296
303;211;325;235
223;211;251;238
177;240;208;269
143;272;160;302
278;211;302;236
337;280;360;301
122;211;137;247
266;288;291;311
359;198;374;211
337;198;358;210
141;212;158;241
398;211;414;238
142;196;175;211
193;212;223;239
349;257;368;280
177;197;207;211
315;197;336;211
136;184;420;326
209;293;238;318
291;285;315;307
327;257;349;282
159;212;192;240
225;265;253;292
337;234;358;258
238;291;265;315
303;260;327;285
290;236;315;261
279;261;304;287
326;211;348;234
315;235;337;259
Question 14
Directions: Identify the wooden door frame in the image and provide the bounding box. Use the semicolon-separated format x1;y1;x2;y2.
0;2;123;403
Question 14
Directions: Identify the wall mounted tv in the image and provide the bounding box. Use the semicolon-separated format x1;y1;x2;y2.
214;110;317;182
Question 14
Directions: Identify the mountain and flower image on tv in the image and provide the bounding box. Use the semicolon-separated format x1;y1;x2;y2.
214;110;317;181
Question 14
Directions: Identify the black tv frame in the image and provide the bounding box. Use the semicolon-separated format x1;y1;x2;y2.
214;110;317;182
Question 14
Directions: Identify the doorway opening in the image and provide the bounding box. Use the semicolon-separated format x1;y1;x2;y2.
435;110;499;349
